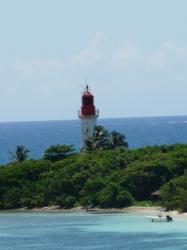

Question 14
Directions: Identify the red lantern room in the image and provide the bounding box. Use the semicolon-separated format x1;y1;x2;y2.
79;85;99;117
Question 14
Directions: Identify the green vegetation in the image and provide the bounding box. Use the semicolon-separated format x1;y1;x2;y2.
0;127;187;211
44;144;75;162
10;145;30;162
85;126;128;151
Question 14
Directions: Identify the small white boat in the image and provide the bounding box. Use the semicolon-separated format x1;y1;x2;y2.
146;215;173;222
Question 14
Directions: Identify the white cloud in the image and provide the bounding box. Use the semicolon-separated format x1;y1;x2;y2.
11;32;107;78
69;48;103;65
148;48;168;70
112;40;187;73
176;47;187;64
10;33;187;77
112;43;143;70
69;32;106;66
1;33;187;93
13;59;66;77
90;32;107;49
147;42;176;71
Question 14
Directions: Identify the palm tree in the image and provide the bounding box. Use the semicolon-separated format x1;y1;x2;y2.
85;126;128;151
11;145;30;162
85;125;108;151
92;125;110;149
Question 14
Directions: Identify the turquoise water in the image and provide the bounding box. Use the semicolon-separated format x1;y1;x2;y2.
0;212;187;250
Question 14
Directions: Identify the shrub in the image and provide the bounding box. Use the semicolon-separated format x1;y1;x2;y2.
98;183;118;208
44;144;75;162
63;196;77;208
115;190;134;208
20;197;34;209
56;196;76;208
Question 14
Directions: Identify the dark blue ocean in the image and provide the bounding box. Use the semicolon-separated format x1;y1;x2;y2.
0;116;187;164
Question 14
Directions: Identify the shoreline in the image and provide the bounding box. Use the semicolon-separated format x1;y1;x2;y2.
1;206;187;218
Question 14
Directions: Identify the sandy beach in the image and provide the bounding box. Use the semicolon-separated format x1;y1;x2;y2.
3;205;186;219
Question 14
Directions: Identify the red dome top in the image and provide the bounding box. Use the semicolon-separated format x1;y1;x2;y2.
79;85;98;117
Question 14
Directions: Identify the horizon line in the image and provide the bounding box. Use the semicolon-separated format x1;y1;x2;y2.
0;114;187;124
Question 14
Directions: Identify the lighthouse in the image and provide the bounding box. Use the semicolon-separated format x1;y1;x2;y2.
78;85;99;149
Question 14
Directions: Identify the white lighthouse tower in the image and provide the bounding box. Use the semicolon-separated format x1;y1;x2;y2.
78;85;99;149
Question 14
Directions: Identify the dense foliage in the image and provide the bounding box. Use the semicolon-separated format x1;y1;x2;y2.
85;126;128;150
0;143;187;211
44;144;75;161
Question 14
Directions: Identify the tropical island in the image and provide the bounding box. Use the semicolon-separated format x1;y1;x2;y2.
0;125;187;213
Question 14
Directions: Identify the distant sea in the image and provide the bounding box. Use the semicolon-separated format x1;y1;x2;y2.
0;115;187;164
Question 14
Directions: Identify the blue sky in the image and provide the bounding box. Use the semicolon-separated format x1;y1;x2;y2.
0;0;187;122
